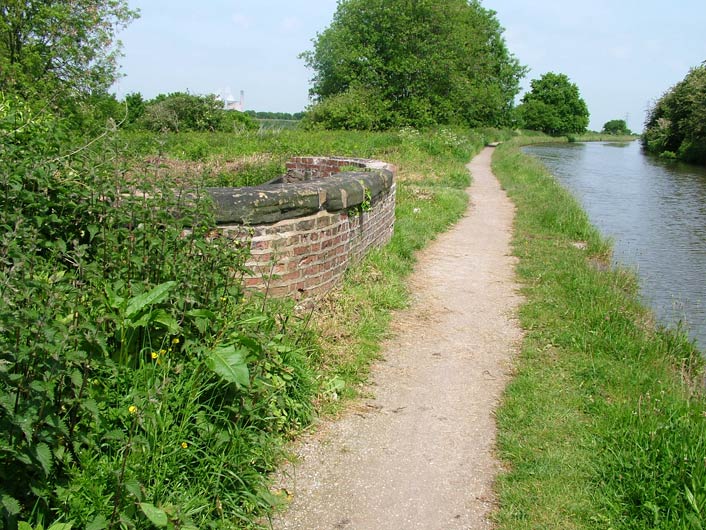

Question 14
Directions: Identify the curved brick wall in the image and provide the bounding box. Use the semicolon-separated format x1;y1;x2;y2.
207;157;396;299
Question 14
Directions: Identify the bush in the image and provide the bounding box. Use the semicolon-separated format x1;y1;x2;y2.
0;95;316;529
301;86;391;130
643;64;706;165
139;93;224;132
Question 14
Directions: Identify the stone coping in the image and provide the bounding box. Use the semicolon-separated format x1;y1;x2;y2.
207;157;396;225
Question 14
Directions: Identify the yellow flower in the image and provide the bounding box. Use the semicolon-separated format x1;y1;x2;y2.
220;296;227;302
128;405;137;414
159;349;167;356
151;351;159;360
181;442;188;449
172;338;180;345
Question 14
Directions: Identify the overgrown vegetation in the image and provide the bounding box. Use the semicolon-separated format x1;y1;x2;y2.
0;88;487;528
492;140;706;529
643;63;706;164
301;0;525;129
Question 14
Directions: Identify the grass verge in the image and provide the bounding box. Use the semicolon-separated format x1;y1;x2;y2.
492;140;706;529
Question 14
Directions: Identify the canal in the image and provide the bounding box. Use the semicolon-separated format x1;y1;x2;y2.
523;140;706;351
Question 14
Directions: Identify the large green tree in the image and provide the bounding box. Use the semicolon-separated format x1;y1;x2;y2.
602;119;631;135
643;63;706;164
518;72;589;135
301;0;525;129
0;1;137;104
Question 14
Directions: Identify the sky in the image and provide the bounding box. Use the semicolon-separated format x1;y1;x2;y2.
113;0;705;132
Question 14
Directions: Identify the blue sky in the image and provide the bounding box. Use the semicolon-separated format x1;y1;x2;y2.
113;0;705;132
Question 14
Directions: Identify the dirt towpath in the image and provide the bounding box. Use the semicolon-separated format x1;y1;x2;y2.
272;147;523;530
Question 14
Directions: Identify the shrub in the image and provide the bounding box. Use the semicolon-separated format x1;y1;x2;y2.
301;85;391;130
0;95;316;528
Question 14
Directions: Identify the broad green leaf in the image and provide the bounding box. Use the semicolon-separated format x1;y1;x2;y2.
186;309;216;320
1;493;21;515
139;503;168;528
47;524;73;530
150;309;180;333
70;369;83;389
126;281;176;319
18;523;33;530
124;477;143;502
205;346;250;388
238;315;270;325
35;442;53;477
104;285;125;310
87;224;99;240
86;515;108;530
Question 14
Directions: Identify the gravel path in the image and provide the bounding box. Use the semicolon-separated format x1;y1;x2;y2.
271;147;523;530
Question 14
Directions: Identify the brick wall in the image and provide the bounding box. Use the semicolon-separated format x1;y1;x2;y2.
209;157;396;299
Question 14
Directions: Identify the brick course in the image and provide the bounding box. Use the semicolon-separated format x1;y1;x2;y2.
212;157;396;299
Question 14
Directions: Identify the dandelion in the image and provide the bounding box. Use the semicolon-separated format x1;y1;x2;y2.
128;405;137;414
181;442;188;449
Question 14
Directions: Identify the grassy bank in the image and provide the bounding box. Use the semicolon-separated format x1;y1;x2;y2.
492;141;706;528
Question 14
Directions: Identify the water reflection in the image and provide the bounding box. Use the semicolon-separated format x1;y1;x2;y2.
523;141;706;351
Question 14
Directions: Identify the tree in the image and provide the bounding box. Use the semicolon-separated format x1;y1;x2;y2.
0;1;138;105
518;72;589;135
301;0;525;129
124;91;146;125
602;119;631;135
643;63;706;164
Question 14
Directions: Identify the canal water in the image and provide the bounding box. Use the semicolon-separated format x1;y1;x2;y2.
523;141;706;351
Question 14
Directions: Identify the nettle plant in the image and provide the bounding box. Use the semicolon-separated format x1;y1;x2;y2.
0;95;315;529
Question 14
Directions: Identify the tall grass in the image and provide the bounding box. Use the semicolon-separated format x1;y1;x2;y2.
492;141;706;529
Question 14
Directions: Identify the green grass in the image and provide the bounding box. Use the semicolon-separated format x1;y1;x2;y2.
492;140;706;529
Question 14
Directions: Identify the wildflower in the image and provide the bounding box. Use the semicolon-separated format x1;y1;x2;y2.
172;337;180;345
220;296;227;302
151;351;159;360
159;349;167;356
181;442;188;449
128;405;137;414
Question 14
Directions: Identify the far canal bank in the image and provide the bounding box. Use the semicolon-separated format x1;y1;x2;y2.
524;140;706;352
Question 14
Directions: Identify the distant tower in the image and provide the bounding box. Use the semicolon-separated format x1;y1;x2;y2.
223;89;244;112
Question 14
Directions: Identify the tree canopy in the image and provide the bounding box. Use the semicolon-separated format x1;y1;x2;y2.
642;63;706;164
301;0;525;129
0;1;137;106
518;72;589;135
602;119;631;135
